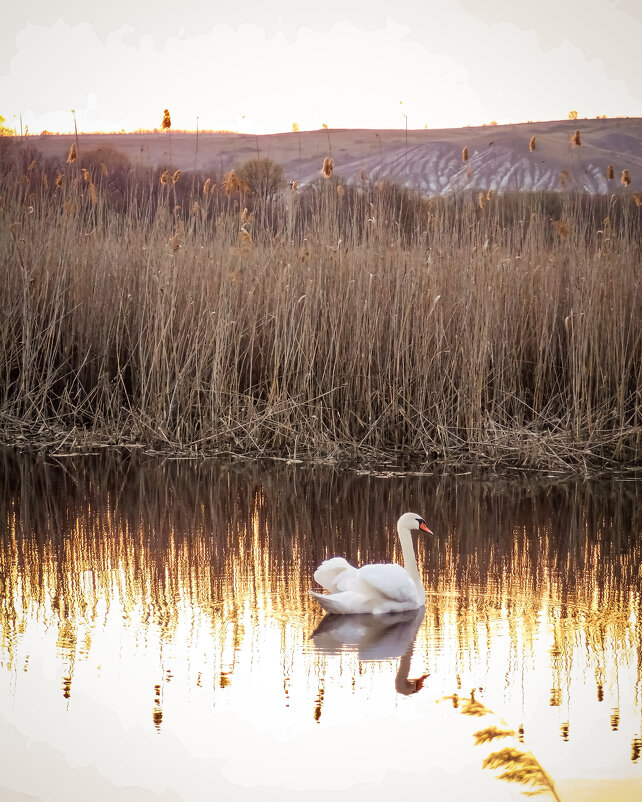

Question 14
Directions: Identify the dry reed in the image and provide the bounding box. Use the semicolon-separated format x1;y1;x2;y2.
622;169;631;186
571;129;581;147
529;136;536;152
322;158;333;178
0;149;640;473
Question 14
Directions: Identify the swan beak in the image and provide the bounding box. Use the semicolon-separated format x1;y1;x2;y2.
419;521;433;534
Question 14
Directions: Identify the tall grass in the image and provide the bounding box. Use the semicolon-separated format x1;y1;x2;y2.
0;142;641;472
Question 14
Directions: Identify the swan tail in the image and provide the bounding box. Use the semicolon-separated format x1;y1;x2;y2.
310;590;367;615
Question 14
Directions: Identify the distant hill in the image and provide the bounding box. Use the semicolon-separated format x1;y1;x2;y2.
23;117;642;194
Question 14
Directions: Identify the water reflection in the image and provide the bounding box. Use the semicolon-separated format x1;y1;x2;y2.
0;450;641;792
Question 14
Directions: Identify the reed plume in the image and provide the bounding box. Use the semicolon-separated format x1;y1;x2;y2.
633;192;642;207
67;143;78;164
160;171;169;185
54;173;64;188
606;164;614;180
81;168;91;182
529;136;536;152
100;162;109;177
322;158;333;178
161;109;171;131
337;184;345;197
552;220;570;238
168;219;184;253
571;129;581;147
171;170;181;184
621;169;631;187
559;170;571;188
203;178;211;195
462;146;469;161
89;183;97;205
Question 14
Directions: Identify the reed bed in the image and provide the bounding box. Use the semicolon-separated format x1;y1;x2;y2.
0;143;641;473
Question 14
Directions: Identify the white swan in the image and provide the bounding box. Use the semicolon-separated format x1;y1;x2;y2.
310;512;433;615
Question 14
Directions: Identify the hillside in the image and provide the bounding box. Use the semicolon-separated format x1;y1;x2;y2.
17;117;642;194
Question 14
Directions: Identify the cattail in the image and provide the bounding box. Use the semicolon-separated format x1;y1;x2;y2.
168;219;184;253
606;164;614;180
81;168;91;182
621;169;631;186
224;170;240;194
161;109;171;131
160;171;169;185
89;182;97;205
171;170;181;183
203;178;211;195
322;157;333;178
337;184;345;197
529;136;536;152
571;129;581;147
462;146;469;162
633;192;642;207
55;173;64;188
100;162;109;177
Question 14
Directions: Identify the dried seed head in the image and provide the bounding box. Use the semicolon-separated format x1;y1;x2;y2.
67;143;78;163
559;169;571;188
55;173;64;188
289;180;298;191
171;170;181;183
161;109;171;131
322;157;333;178
621;169;631;186
529;136;536;152
552;219;570;238
203;178;211;195
43;174;49;189
224;170;240;194
478;192;485;210
633;192;642;207
100;162;109;177
337;184;344;197
462;146;469;162
81;168;91;182
606;164;614;180
192;201;200;214
160;171;169;185
28;160;37;171
238;227;252;247
571;129;581;147
168;219;184;253
360;169;367;181
89;182;97;205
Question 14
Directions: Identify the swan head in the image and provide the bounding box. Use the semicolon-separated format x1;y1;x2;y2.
397;512;433;535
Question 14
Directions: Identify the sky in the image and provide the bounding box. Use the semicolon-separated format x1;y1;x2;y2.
2;0;641;135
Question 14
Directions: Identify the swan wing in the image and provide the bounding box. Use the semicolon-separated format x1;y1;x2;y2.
314;557;358;593
357;563;419;605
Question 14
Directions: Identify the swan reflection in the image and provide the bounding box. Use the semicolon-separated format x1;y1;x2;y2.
311;607;428;694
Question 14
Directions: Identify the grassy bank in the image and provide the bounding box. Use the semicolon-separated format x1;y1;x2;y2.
0;143;641;473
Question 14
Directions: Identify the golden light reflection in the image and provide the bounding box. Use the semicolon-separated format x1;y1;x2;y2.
0;451;641;782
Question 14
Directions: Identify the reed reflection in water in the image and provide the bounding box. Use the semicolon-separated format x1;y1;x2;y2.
0;451;641;800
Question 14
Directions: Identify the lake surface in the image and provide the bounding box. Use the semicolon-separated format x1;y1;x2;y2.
1;452;641;801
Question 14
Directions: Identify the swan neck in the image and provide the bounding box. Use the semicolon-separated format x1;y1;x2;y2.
398;524;425;604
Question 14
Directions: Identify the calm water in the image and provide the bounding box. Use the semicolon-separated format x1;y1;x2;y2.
1;452;641;801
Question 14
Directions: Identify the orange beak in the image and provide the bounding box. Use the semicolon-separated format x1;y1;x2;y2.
419;521;433;534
